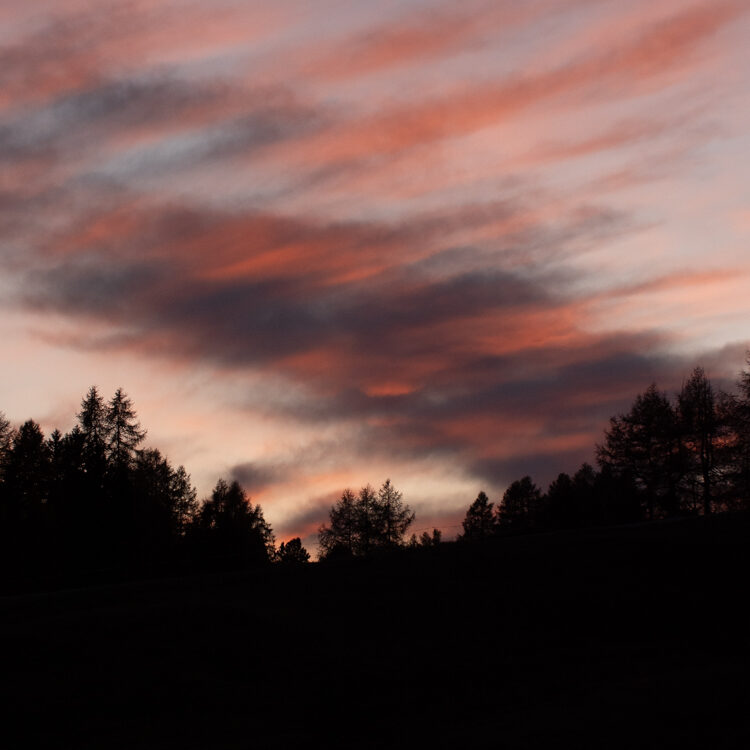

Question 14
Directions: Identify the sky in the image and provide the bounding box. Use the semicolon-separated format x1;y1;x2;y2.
1;0;749;549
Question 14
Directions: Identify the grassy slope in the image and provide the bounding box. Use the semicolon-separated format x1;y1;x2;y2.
3;515;750;748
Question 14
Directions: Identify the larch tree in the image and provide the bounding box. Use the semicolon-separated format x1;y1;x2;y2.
377;478;415;548
318;488;359;558
170;464;198;536
106;388;146;470
355;484;379;556
0;411;12;483
723;355;750;508
78;387;107;447
77;386;108;480
318;480;414;559
678;367;721;514
597;384;681;519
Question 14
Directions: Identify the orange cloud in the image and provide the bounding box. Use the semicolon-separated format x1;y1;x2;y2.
2;0;748;532
272;1;744;169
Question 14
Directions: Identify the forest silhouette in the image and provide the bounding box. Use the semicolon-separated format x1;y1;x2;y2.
3;360;750;590
3;361;750;746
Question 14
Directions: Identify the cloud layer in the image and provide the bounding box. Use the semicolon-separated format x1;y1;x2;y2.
2;0;750;546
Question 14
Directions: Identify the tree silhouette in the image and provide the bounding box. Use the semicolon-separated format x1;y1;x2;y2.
318;480;414;558
355;484;379;556
170;464;198;536
597;384;681;519
0;411;10;447
723;357;750;509
0;411;12;484
419;528;441;547
78;386;107;453
571;463;601;524
11;355;750;593
77;386;108;496
47;424;94;567
678;367;721;514
595;462;642;524
277;537;310;564
497;476;542;531
458;491;495;541
193;479;274;565
131;448;182;558
3;420;50;520
545;472;576;528
376;478;415;548
106;388;146;470
318;488;358;558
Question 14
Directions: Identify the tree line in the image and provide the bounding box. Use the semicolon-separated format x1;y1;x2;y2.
0;386;309;588
316;479;442;560
3;358;750;584
459;362;750;541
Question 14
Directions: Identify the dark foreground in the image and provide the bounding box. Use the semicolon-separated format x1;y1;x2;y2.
3;515;750;748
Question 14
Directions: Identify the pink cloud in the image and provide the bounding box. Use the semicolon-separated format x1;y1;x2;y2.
1;0;749;539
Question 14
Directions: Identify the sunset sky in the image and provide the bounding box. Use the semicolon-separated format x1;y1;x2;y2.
1;0;749;548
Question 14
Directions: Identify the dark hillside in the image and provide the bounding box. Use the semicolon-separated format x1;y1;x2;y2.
3;514;750;748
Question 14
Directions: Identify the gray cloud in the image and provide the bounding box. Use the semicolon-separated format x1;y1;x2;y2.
2;0;747;543
11;178;746;508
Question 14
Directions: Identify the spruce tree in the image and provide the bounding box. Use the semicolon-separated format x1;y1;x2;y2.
277;537;310;564
4;420;50;515
496;477;542;531
459;491;495;542
194;479;274;564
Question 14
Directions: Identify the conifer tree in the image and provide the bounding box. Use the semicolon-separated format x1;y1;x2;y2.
496;476;542;530
723;354;750;508
0;411;12;483
356;484;379;556
106;388;146;470
545;473;575;528
4;420;50;514
78;386;107;447
318;488;358;558
318;480;414;558
678;367;720;514
377;478;415;548
77;386;108;484
597;384;681;519
419;528;441;547
170;465;198;536
459;491;495;542
194;479;274;564
277;537;310;564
